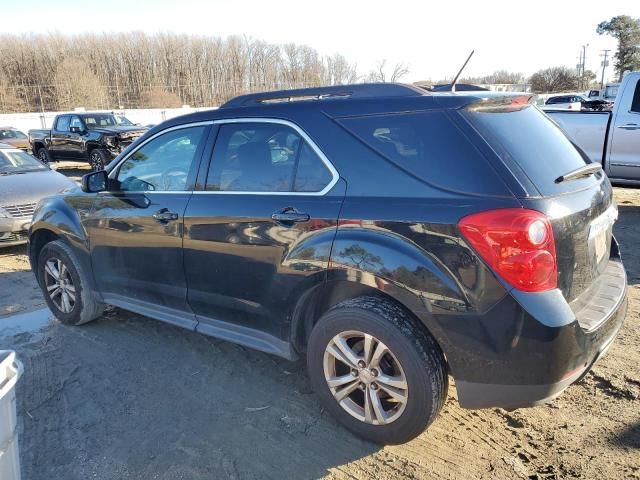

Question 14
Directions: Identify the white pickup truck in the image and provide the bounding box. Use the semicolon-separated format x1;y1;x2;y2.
544;72;640;184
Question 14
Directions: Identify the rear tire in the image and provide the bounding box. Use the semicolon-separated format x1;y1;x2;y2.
36;147;51;165
307;297;448;444
37;240;104;326
89;148;110;171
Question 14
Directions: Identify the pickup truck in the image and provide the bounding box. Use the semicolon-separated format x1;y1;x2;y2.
29;112;147;170
545;72;640;184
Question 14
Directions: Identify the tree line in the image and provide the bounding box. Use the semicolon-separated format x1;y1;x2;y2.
0;14;637;113
0;32;359;112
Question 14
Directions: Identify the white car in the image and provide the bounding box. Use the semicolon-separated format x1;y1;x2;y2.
544;95;583;110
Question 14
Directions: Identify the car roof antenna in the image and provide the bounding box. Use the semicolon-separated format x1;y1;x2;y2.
450;50;475;93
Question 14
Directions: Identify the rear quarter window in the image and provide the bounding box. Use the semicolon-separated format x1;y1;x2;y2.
462;105;599;196
337;111;508;196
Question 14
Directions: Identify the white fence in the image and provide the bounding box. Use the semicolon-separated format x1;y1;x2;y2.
0;106;218;133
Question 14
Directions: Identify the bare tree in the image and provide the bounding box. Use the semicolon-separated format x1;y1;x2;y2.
54;58;108;110
367;60;409;82
140;88;182;108
390;63;410;82
529;66;578;93
324;53;358;85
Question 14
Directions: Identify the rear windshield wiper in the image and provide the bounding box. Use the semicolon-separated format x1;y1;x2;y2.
555;163;602;183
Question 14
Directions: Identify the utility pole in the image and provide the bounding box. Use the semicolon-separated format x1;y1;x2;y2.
580;44;588;89
115;71;122;109
36;85;46;128
600;50;611;89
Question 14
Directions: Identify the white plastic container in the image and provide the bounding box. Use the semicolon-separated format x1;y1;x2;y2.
0;351;22;480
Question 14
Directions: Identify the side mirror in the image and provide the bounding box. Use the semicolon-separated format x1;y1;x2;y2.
70;126;83;134
81;170;108;193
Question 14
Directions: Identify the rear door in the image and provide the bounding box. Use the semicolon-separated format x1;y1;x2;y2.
183;119;344;347
608;78;640;180
87;122;211;327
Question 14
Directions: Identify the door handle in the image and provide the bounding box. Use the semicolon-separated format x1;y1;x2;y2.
152;209;179;222
271;208;310;223
617;124;640;130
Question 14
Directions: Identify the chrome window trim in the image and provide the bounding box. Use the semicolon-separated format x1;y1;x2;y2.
191;117;340;196
609;162;640;168
107;121;214;182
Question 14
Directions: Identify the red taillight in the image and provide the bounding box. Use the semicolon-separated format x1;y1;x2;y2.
458;209;557;292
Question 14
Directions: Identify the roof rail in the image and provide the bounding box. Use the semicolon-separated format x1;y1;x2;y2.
220;83;425;108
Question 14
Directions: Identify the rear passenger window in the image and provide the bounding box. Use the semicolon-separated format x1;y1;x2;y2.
338;111;507;195
206;122;333;193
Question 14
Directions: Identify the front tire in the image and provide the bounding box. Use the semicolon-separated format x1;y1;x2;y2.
307;297;448;444
89;148;110;171
38;240;104;325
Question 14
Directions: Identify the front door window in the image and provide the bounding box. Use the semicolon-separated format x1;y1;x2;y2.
116;126;207;192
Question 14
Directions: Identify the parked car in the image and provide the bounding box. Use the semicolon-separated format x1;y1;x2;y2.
587;84;619;102
0;127;30;152
544;94;611;111
28;112;147;170
0;143;75;247
546;72;640;184
29;83;627;444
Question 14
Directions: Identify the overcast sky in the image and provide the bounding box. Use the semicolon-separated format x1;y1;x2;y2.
3;0;639;82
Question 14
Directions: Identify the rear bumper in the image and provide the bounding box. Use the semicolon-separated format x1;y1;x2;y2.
447;253;627;410
456;292;626;409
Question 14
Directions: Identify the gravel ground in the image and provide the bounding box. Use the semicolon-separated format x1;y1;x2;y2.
0;164;638;479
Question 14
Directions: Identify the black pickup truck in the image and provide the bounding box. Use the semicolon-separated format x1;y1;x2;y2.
29;112;147;170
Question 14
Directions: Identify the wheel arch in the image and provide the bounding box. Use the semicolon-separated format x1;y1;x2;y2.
29;199;97;295
290;277;450;367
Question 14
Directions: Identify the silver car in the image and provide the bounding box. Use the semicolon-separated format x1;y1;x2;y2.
0;143;76;247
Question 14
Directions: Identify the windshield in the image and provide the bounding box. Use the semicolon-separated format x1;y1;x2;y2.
0;129;27;140
0;150;48;174
82;114;118;129
115;115;134;126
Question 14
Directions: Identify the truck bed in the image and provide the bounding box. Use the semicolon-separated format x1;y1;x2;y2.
544;110;611;164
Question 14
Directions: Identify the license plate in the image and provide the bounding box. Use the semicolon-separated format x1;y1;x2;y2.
588;205;617;266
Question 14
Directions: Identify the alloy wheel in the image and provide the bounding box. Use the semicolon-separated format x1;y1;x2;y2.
38;150;48;164
44;257;76;314
323;330;408;425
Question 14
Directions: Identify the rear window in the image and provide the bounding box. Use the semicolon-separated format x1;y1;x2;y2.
337;111;507;195
462;105;596;196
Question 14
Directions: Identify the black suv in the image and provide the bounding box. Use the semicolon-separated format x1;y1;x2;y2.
29;84;627;444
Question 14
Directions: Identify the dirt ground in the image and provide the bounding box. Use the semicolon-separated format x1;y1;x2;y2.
0;164;638;479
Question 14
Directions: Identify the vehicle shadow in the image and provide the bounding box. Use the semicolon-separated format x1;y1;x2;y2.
609;421;640;449
614;204;640;285
5;308;380;479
